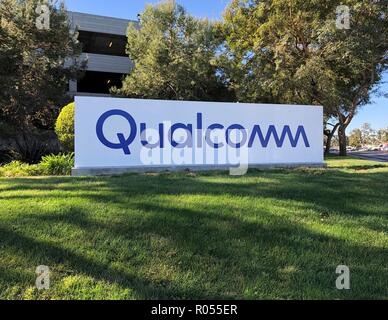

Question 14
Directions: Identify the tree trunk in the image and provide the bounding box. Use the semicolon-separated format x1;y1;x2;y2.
337;112;354;157
338;125;347;156
324;133;334;156
324;124;339;156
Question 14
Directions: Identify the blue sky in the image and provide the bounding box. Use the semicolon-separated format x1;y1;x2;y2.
65;0;387;131
65;0;229;20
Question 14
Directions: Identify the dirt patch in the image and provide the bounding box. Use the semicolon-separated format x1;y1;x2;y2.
352;165;386;171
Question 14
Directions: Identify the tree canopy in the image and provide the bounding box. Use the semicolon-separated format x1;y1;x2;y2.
113;0;234;102
0;0;83;130
222;0;388;155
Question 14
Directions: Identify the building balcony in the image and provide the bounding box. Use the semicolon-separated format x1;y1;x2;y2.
82;53;132;74
68;11;135;36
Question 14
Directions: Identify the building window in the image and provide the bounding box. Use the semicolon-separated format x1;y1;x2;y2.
78;31;127;57
77;71;124;94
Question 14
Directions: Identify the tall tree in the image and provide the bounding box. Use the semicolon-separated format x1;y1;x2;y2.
113;0;233;101
360;123;377;145
0;0;83;130
222;0;388;156
377;127;388;144
348;128;362;148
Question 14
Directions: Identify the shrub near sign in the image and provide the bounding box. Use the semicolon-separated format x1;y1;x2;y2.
73;97;323;175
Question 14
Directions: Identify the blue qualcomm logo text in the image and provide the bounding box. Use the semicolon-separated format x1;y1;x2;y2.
96;109;310;155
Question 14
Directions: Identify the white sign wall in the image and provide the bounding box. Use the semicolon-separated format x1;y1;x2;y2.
74;97;323;171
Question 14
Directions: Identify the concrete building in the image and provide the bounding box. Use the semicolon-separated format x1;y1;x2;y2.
67;12;136;96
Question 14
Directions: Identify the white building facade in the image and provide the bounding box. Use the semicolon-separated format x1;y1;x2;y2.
68;11;135;96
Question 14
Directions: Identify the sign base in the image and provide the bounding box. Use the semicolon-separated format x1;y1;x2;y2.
72;163;326;176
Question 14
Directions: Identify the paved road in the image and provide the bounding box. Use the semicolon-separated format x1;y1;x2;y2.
349;151;388;163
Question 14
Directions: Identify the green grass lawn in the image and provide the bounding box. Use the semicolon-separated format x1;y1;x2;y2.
0;156;387;300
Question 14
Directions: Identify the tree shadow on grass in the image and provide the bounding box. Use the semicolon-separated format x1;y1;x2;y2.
2;200;387;299
0;168;387;299
0;225;203;299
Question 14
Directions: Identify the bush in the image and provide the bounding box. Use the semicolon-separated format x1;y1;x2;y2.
0;153;74;177
12;132;60;164
40;153;74;176
56;102;74;152
0;161;42;178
